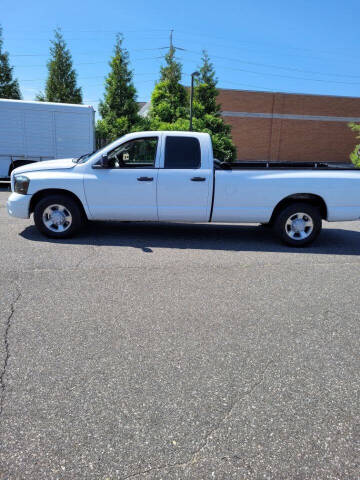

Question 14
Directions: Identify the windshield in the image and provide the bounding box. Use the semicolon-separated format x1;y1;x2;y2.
73;135;127;165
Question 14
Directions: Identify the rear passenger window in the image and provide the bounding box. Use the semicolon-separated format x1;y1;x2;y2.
164;136;201;169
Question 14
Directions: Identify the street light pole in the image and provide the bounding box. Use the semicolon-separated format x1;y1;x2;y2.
189;71;200;131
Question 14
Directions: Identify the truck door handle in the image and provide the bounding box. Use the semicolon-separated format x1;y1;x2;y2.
137;176;153;182
191;177;206;182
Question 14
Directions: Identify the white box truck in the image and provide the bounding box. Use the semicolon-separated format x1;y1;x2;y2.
0;99;95;178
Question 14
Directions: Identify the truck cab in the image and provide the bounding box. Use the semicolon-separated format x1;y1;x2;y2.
85;131;214;222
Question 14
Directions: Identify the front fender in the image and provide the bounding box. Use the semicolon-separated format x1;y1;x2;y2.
25;172;91;219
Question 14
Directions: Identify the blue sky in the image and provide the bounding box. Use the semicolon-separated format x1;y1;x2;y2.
2;0;360;115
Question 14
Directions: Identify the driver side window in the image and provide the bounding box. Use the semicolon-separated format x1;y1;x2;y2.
107;137;158;168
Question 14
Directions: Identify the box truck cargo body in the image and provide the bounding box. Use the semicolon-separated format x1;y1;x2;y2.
0;99;95;178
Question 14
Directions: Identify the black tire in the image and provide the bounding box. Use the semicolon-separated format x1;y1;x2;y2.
273;202;322;247
33;194;84;238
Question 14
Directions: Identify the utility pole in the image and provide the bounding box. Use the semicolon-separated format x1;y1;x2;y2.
169;29;174;54
189;71;200;131
160;30;185;55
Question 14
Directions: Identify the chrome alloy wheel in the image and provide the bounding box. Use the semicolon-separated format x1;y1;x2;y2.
285;212;314;240
42;204;73;233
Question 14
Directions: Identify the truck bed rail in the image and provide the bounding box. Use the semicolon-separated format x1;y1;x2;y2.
218;161;357;170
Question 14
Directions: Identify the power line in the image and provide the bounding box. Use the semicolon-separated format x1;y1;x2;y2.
11;27;358;82
216;80;293;93
11;48;164;57
7;26;354;58
184;50;360;79
11;29;360;93
13;47;359;83
10;30;183;58
22;79;158;89
12;56;164;68
6;28;169;36
183;49;360;85
182;72;274;92
215;65;360;86
19;72;158;82
175;29;359;62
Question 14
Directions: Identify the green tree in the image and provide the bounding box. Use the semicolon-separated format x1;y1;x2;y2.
96;34;142;143
195;50;220;116
349;123;360;168
0;26;21;99
146;48;236;162
149;43;188;125
193;50;236;162
37;28;82;103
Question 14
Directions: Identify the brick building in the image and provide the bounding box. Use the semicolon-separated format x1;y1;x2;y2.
217;89;360;163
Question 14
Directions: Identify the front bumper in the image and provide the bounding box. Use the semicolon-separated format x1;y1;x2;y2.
6;193;31;219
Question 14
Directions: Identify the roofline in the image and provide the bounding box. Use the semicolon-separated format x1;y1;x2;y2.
0;98;94;109
146;86;360;103
213;86;360;100
123;130;210;136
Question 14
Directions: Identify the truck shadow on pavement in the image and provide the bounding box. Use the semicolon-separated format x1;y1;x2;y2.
20;221;360;255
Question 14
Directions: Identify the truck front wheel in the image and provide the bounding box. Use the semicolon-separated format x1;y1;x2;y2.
273;202;322;247
33;194;83;238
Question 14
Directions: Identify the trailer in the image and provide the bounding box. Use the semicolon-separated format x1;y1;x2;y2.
0;99;95;179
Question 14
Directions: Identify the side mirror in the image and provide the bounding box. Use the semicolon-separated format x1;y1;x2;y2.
101;154;110;168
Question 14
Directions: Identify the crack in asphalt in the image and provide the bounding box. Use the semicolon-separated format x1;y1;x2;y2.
186;359;274;466
122;360;274;479
74;244;99;269
2;260;360;278
0;282;22;417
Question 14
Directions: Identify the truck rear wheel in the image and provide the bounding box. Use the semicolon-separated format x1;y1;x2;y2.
34;194;83;238
273;202;322;247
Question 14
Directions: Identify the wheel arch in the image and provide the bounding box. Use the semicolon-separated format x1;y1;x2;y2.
269;193;328;224
29;188;88;220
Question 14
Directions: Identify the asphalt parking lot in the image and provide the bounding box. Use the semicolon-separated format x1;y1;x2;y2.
0;186;359;480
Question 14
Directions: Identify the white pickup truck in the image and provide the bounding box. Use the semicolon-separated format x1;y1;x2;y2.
6;131;360;246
